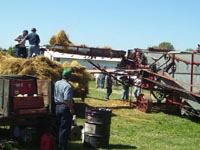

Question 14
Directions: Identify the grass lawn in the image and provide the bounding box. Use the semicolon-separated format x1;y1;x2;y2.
1;81;200;150
70;81;200;150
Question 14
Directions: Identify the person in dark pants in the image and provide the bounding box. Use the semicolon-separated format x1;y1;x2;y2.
99;73;105;89
54;68;75;150
105;73;112;100
120;76;131;101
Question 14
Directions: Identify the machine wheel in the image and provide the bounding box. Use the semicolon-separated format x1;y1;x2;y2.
137;94;152;113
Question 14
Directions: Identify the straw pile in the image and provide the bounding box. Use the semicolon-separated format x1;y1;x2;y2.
62;61;92;98
0;54;63;81
49;30;74;47
0;51;92;97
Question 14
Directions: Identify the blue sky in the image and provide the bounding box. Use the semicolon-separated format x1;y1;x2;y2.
0;0;200;51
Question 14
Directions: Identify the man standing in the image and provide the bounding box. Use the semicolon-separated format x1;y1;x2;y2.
54;68;75;150
99;73;105;89
25;28;40;58
105;73;112;100
14;30;28;58
133;74;142;99
120;76;130;101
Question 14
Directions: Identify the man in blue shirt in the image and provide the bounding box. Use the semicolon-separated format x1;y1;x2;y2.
25;28;40;58
14;30;28;58
54;68;75;150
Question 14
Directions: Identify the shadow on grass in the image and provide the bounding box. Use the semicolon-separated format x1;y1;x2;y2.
69;142;137;150
108;144;137;149
74;99;137;120
108;105;134;110
149;103;200;123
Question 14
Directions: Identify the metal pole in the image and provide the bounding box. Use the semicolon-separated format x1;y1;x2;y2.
190;53;194;92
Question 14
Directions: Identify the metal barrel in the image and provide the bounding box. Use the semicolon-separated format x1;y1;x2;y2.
84;107;112;148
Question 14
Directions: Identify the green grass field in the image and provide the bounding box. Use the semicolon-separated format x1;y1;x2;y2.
70;81;200;150
1;81;200;150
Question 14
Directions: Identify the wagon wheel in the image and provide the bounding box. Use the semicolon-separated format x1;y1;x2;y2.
137;94;152;113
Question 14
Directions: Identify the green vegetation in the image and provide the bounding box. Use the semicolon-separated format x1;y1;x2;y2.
151;41;175;50
6;46;16;56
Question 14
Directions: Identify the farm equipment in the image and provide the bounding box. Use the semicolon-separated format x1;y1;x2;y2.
45;44;126;58
125;48;200;117
0;75;53;126
89;47;200;118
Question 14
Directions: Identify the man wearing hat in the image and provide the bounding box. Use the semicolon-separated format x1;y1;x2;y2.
14;30;28;58
54;68;75;150
21;27;40;58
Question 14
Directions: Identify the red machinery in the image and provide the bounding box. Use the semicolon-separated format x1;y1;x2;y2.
89;47;200;118
125;48;200;118
44;44;200;118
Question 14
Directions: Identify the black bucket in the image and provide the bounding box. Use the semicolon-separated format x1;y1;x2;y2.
84;107;112;148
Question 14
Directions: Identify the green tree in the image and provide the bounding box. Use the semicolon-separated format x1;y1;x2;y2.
158;42;175;50
6;46;16;56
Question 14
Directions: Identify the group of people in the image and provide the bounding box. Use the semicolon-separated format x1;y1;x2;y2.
120;73;142;101
96;72;142;101
14;28;40;58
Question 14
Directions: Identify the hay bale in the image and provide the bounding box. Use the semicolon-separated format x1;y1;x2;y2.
63;60;93;97
49;30;74;47
49;35;56;45
0;53;92;98
0;55;63;82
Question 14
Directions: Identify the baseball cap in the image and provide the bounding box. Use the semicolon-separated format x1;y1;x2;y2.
31;28;37;31
62;68;72;78
23;30;28;33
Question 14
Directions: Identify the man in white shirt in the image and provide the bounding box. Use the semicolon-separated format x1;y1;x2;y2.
133;74;142;99
14;30;28;58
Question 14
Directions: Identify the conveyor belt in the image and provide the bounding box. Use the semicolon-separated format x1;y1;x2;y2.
143;77;200;101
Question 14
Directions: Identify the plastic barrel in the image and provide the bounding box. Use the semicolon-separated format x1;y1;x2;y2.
84;107;112;148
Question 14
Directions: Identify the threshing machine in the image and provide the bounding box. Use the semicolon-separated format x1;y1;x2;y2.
123;48;200;118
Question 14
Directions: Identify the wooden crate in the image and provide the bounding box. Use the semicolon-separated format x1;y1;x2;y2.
13;96;44;111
